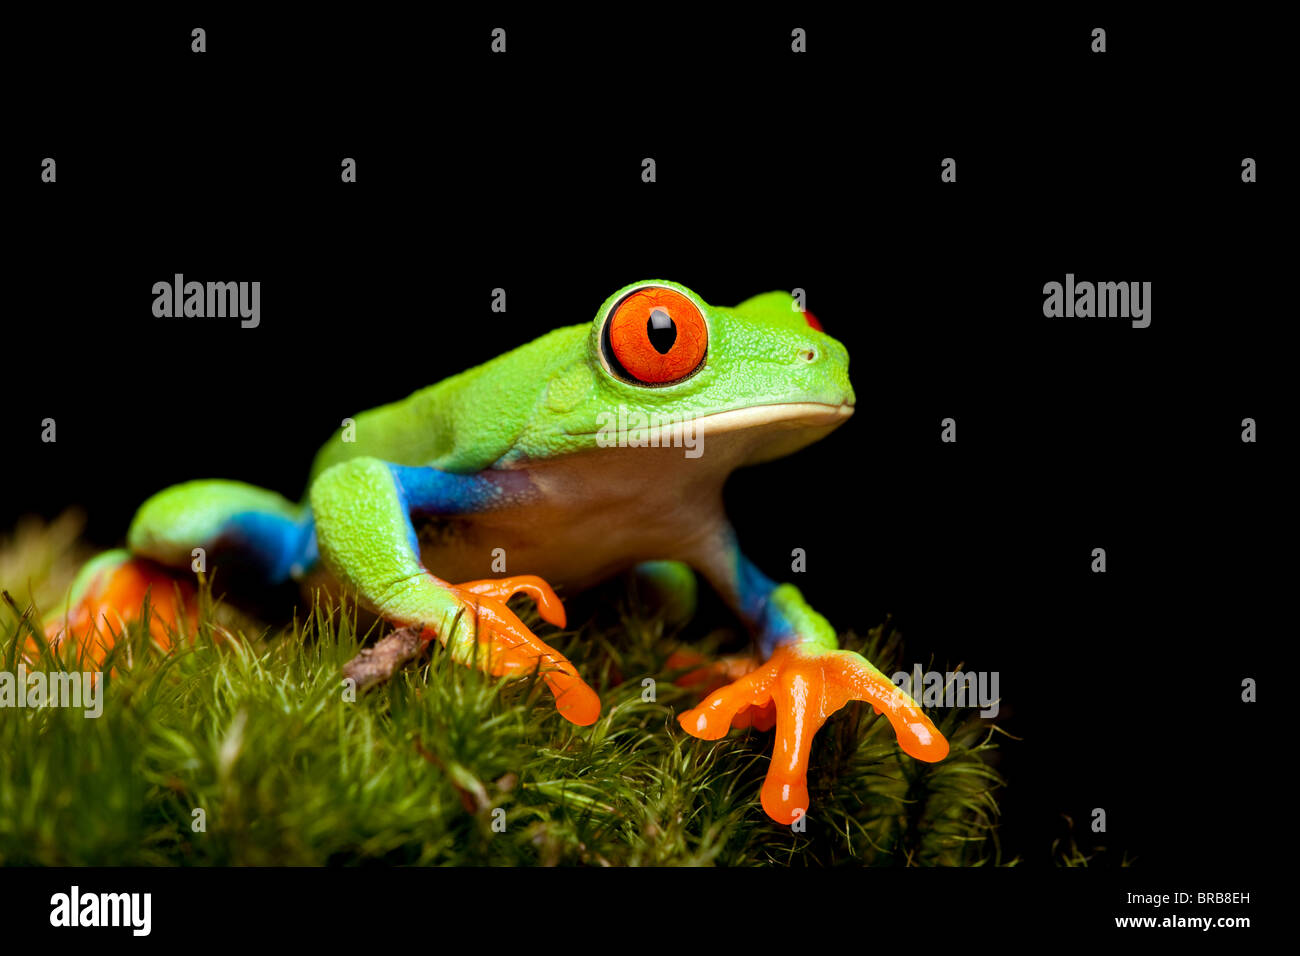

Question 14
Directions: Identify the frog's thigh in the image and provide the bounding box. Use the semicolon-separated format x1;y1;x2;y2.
632;560;697;625
128;479;315;585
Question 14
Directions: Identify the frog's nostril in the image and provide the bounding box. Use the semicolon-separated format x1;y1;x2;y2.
798;347;817;364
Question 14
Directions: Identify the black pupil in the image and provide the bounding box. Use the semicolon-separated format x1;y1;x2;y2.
647;308;677;354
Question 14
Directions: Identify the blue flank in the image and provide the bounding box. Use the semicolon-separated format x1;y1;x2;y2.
223;510;318;584
387;463;507;557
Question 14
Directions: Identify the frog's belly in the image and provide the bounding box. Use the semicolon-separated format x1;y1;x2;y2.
415;443;730;591
302;407;843;602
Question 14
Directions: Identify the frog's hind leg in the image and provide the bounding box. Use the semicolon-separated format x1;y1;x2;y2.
37;479;315;666
34;549;198;667
127;479;317;589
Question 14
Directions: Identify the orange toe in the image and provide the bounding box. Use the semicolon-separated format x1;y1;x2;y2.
760;649;838;824
678;656;780;740
544;669;602;726
451;586;598;727
456;575;567;628
668;647;762;698
821;652;949;762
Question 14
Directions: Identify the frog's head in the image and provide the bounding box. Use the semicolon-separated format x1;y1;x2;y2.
544;280;855;465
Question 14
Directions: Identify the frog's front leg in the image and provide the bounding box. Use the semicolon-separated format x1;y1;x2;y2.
678;526;948;824
309;457;600;725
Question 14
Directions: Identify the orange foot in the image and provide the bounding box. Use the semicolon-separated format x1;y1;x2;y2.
33;553;197;669
451;575;600;727
678;643;949;824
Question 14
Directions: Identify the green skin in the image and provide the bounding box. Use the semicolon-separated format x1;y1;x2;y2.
87;280;942;823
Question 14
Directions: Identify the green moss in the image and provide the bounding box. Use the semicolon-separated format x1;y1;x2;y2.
0;514;1009;866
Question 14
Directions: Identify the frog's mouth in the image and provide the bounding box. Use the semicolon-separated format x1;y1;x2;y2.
561;401;852;464
694;401;855;465
694;401;854;435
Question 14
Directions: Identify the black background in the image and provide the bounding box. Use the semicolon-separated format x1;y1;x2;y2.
4;6;1283;896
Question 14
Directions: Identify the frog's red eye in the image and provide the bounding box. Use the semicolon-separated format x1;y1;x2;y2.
604;287;708;384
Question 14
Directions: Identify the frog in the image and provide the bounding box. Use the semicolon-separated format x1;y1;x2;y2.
37;279;948;824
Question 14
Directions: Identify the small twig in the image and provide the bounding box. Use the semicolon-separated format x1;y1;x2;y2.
342;625;428;691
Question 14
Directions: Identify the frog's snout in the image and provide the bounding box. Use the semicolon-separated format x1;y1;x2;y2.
796;331;854;408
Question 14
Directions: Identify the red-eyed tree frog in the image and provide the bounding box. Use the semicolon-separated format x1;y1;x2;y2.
38;280;948;824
